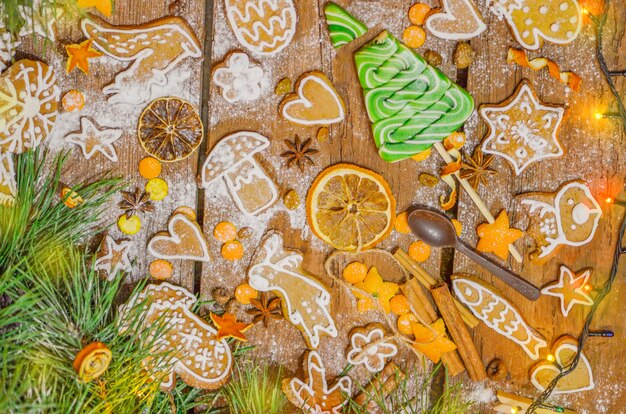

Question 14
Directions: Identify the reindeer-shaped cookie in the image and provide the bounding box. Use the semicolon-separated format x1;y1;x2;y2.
248;231;337;349
82;15;202;105
519;181;602;263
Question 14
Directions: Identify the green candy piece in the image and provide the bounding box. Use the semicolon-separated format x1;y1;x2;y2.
355;31;474;163
324;2;368;48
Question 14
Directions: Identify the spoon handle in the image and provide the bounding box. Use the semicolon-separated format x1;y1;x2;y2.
455;240;540;301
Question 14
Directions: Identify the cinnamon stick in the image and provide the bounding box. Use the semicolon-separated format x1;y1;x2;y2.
430;282;486;381
394;249;479;328
400;278;466;377
354;362;405;412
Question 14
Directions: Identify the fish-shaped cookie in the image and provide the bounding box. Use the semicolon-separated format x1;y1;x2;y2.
451;275;547;360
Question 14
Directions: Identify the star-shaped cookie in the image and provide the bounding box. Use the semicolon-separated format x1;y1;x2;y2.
94;235;133;281
476;210;524;260
542;265;594;317
480;80;565;175
66;117;122;162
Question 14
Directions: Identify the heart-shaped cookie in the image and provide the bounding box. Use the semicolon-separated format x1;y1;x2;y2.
280;71;345;126
530;335;594;394
148;212;210;262
425;0;486;40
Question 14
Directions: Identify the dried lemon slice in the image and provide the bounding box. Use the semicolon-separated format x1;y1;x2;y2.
306;163;396;252
137;97;203;162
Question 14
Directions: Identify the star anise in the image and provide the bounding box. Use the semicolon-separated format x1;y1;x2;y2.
118;188;155;217
246;293;282;327
281;135;319;171
460;148;497;189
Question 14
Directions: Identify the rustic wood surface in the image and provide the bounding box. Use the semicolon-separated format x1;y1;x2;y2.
17;0;626;411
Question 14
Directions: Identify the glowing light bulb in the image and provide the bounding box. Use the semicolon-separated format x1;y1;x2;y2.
606;196;614;204
584;284;592;292
547;354;556;362
582;7;590;15
595;112;604;120
511;408;518;414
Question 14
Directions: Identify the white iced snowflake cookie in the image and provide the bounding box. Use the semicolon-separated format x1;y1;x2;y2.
0;30;20;72
65;117;122;162
17;0;61;41
224;0;297;56
0;59;60;154
480;80;565;175
82;15;202;105
199;131;278;216
212;52;263;103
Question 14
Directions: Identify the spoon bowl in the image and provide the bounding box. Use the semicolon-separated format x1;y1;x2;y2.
407;209;458;248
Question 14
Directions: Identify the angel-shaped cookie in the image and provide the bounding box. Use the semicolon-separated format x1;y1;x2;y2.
248;231;337;349
81;15;202;105
519;181;602;263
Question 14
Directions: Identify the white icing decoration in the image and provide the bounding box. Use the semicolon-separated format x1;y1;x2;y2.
530;339;595;394
281;73;345;126
199;131;278;216
81;16;202;105
65;117;121;162
248;231;337;349
0;152;16;206
17;0;61;41
287;351;352;414
118;283;233;390
94;235;133;281
521;181;601;259
224;0;297;56
346;326;397;373
0;60;60;154
451;277;547;360
147;213;211;262
541;266;594;317
572;202;590;225
480;82;565;175
0;31;20;72
425;0;487;40
213;52;263;103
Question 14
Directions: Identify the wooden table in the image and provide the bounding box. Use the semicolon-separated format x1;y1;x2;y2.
21;0;626;412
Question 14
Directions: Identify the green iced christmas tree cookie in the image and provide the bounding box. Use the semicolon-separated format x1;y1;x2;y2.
324;2;368;48
355;31;474;162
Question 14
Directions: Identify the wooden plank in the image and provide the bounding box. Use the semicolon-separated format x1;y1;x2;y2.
458;1;626;412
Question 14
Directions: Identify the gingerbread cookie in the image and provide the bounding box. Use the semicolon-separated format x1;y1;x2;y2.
346;323;398;373
248;231;337;349
199;131;278;216
82;15;202;105
94;234;133;281
324;2;368;48
490;0;581;51
280;71;345;126
0;31;20;72
354;31;474;162
66;117;122;162
0;60;60;154
425;0;487;40
148;209;211;262
224;0;296;56
282;351;352;414
213;52;264;103
451;275;547;360
519;180;602;263
118;283;233;390
480;80;565;175
0;152;16;206
542;265;593;317
530;335;594;394
17;0;60;41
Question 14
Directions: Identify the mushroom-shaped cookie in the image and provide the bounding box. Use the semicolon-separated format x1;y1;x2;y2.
199;131;278;216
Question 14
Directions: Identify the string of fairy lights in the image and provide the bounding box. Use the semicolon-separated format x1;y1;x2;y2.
524;0;626;413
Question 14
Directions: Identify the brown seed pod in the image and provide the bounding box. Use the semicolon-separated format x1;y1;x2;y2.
486;358;507;380
424;49;443;67
211;287;231;306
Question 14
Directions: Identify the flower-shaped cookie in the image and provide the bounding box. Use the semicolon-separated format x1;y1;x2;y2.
213;52;263;103
346;324;398;373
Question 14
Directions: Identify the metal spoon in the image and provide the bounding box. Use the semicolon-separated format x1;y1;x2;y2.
407;208;540;301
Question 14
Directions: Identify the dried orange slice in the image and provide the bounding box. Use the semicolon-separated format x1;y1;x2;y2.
137;97;203;162
306;164;396;252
